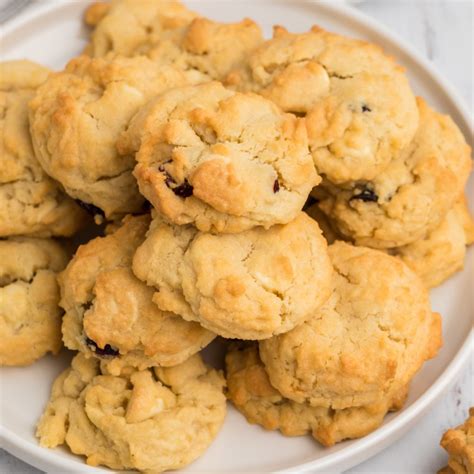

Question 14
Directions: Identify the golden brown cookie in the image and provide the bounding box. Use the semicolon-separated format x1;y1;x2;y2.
439;408;474;474
84;0;263;80
393;196;474;288
146;16;263;80
84;0;199;57
0;60;87;237
37;352;226;472
60;214;215;375
227;25;418;183
132;212;333;339
29;55;201;219
226;343;407;446
0;237;69;366
84;2;110;27
118;81;319;233
309;194;474;288
317;98;471;248
259;241;441;409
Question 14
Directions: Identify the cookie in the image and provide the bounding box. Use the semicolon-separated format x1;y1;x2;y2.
29;55;201;219
146;17;263;80
132;212;333;340
308;195;473;288
439;408;474;474
317;98;472;248
0;60;87;237
227;25;418;183
0;237;69;366
36;352;226;472
259;241;441;409
84;1;263;80
226;343;407;446
60;214;215;375
393;196;474;288
84;0;199;58
118;81;319;233
84;1;110;27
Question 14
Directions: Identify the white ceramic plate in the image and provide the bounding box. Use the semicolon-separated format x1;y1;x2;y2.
1;1;473;473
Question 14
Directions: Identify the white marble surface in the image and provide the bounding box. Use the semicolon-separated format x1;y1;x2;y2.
0;1;472;473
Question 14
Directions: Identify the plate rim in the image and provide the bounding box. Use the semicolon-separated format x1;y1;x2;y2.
0;1;472;473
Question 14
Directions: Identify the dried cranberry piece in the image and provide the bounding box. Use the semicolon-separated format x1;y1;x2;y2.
350;187;378;203
85;337;119;357
172;180;194;198
158;164;193;198
158;161;174;184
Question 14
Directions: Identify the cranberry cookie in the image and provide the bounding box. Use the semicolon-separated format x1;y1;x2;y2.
37;352;226;472
259;241;441;409
0;60;87;236
29;55;201;219
133;212;333;339
227;26;418;183
0;237;69;366
118;82;319;232
60;214;215;375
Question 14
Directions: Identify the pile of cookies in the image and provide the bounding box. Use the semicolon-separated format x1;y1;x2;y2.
1;0;472;472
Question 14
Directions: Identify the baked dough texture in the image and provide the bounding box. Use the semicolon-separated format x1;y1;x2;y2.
36;352;227;472
0;60;87;237
259;241;441;409
393;196;474;288
439;408;474;474
118;81;320;233
29;54;202;219
0;237;69;366
317;98;472;248
307;196;474;288
84;0;199;58
60;214;215;375
84;0;263;80
145;16;263;80
226;343;407;446
132;212;333;340
226;25;419;183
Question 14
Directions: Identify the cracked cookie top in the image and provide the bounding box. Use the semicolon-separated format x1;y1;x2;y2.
36;352;226;472
60;214;215;375
0;237;69;366
439;407;474;474
259;241;441;409
316;98;472;248
84;0;263;80
132;212;333;339
226;25;419;183
118;81;320;232
29;55;202;219
226;343;408;447
0;60;88;237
